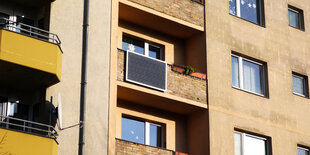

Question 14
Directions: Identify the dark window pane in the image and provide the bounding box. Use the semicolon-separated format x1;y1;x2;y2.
240;0;258;24
122;35;145;55
149;45;161;60
0;12;9;28
150;124;162;147
229;0;237;15
122;117;145;144
232;56;240;87
243;60;263;94
289;9;300;28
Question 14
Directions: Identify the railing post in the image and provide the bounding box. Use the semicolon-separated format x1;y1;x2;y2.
23;121;26;131
48;126;51;137
6;118;9;129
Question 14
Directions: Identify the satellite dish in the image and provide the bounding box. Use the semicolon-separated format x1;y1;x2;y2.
57;93;63;130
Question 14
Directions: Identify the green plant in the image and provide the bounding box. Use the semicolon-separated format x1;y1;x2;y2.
184;65;196;75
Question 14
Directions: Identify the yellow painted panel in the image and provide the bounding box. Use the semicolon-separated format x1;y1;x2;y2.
0;29;62;81
0;128;57;155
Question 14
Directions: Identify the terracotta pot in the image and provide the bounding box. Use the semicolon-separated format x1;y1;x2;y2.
172;65;185;73
190;72;207;79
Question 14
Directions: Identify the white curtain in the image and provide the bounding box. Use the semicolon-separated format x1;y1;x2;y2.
7;102;17;116
243;61;262;94
234;133;242;155
244;135;266;155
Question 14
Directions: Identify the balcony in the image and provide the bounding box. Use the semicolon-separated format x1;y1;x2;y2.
117;49;207;114
116;139;188;155
0;115;58;155
0;18;62;89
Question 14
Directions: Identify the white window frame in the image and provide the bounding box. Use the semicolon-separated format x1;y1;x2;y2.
234;131;268;155
145;122;163;147
146;43;162;60
298;146;310;155
232;54;266;96
292;73;308;97
123;34;162;60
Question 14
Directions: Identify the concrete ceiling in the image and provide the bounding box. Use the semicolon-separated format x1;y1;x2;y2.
0;60;59;90
119;2;202;39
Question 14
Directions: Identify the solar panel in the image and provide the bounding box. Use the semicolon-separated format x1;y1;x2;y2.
126;51;167;91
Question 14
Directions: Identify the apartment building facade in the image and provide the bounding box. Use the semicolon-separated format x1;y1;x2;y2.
1;0;310;155
207;0;310;154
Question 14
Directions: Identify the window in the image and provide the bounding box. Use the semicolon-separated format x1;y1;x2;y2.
298;146;310;155
229;0;264;25
122;35;162;60
288;6;304;30
234;131;270;155
292;73;308;97
121;116;163;147
0;12;9;28
231;54;267;96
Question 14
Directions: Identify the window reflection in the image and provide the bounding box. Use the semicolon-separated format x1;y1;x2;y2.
121;117;145;144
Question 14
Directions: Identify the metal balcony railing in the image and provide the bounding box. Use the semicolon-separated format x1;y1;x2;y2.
0;18;61;45
0;115;58;139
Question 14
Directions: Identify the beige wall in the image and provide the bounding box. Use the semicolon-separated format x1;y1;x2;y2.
47;0;111;154
206;0;310;154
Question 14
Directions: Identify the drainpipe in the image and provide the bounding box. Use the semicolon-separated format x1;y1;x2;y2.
78;0;90;154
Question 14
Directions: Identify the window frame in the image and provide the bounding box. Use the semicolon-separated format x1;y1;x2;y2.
292;72;309;98
122;34;163;60
121;116;164;148
234;130;271;155
229;0;265;26
298;145;310;155
288;5;305;31
231;54;268;97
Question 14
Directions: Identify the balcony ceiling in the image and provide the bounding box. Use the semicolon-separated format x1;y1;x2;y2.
0;60;59;90
9;0;52;8
117;83;207;115
119;2;203;39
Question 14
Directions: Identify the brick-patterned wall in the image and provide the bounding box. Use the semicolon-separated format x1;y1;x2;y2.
116;139;173;155
117;49;207;104
166;66;206;103
127;0;204;27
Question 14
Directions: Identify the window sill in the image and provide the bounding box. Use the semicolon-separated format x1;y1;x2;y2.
232;86;268;98
288;25;305;32
293;92;308;98
229;13;265;28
